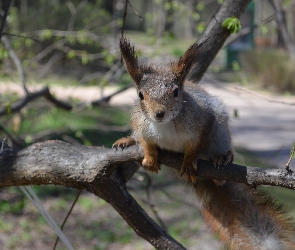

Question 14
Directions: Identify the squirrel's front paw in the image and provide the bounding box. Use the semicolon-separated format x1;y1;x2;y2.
180;163;197;184
142;156;161;173
113;136;136;150
211;150;234;169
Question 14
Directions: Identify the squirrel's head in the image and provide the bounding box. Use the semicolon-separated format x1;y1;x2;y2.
119;37;202;123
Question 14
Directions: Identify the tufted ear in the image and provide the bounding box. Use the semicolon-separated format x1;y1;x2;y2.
119;37;143;85
170;38;208;85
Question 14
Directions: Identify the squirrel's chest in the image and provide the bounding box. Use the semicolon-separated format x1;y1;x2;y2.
141;121;193;153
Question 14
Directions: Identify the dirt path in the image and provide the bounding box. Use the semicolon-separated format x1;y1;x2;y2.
1;78;295;168
201;76;295;169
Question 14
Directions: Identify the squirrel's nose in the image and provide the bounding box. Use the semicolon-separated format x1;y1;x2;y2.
155;111;165;119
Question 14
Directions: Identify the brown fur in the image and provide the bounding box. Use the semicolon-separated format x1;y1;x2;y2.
113;37;295;249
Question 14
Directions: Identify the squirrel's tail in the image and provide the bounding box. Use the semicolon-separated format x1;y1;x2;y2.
194;178;295;250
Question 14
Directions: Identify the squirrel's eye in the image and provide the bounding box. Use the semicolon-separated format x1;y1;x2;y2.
139;91;144;100
173;88;179;98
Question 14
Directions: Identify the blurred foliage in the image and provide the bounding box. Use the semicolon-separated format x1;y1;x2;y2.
1;98;130;147
242;49;295;94
1;0;114;71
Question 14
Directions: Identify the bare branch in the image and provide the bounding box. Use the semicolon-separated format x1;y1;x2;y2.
0;84;133;117
235;86;295;106
1;35;29;94
31;30;101;43
0;86;72;117
268;0;295;61
0;0;11;38
0;140;295;248
0;140;186;250
0;140;294;193
53;189;82;250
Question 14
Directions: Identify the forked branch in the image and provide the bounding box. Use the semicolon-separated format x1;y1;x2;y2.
0;140;295;248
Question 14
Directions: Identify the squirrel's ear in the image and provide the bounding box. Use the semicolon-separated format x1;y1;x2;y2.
119;37;143;84
171;39;208;83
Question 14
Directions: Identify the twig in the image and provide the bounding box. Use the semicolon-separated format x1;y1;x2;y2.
53;189;82;250
2;32;42;43
142;173;167;231
0;124;24;147
286;144;295;174
31;30;101;43
90;84;132;105
1;35;29;94
128;1;143;21
0;0;11;38
121;0;129;39
0;86;72;117
0;138;6;152
235;86;295;106
0;82;133;117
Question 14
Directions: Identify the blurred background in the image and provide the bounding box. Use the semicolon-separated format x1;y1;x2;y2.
0;0;295;249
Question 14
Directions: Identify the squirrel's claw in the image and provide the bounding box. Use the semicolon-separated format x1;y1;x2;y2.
212;150;234;168
181;163;197;185
112;136;136;151
142;156;161;173
224;150;234;165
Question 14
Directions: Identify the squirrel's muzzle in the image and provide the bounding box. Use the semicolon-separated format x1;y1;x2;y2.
155;110;165;119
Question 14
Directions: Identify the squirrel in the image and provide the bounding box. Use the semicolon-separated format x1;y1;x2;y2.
113;37;295;249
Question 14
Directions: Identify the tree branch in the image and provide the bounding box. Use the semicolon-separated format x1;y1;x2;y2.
1;35;29;94
0;140;185;249
0;84;132;117
188;0;252;82
0;86;72;117
268;0;295;61
0;0;11;39
0;140;295;248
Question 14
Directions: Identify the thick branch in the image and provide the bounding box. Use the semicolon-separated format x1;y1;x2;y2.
1;140;295;248
0;140;185;249
1;140;295;191
188;0;252;82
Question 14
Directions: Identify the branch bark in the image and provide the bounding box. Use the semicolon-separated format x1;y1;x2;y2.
1;140;295;248
188;0;252;82
0;0;11;39
1;140;295;190
0;140;185;249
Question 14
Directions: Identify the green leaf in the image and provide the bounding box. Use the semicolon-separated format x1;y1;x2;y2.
25;38;32;47
222;16;242;34
197;22;206;33
197;2;204;11
66;50;76;59
81;52;89;65
5;104;11;114
40;29;53;40
259;24;269;35
25;135;33;144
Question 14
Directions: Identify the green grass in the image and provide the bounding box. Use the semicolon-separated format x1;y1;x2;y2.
2;99;131;147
